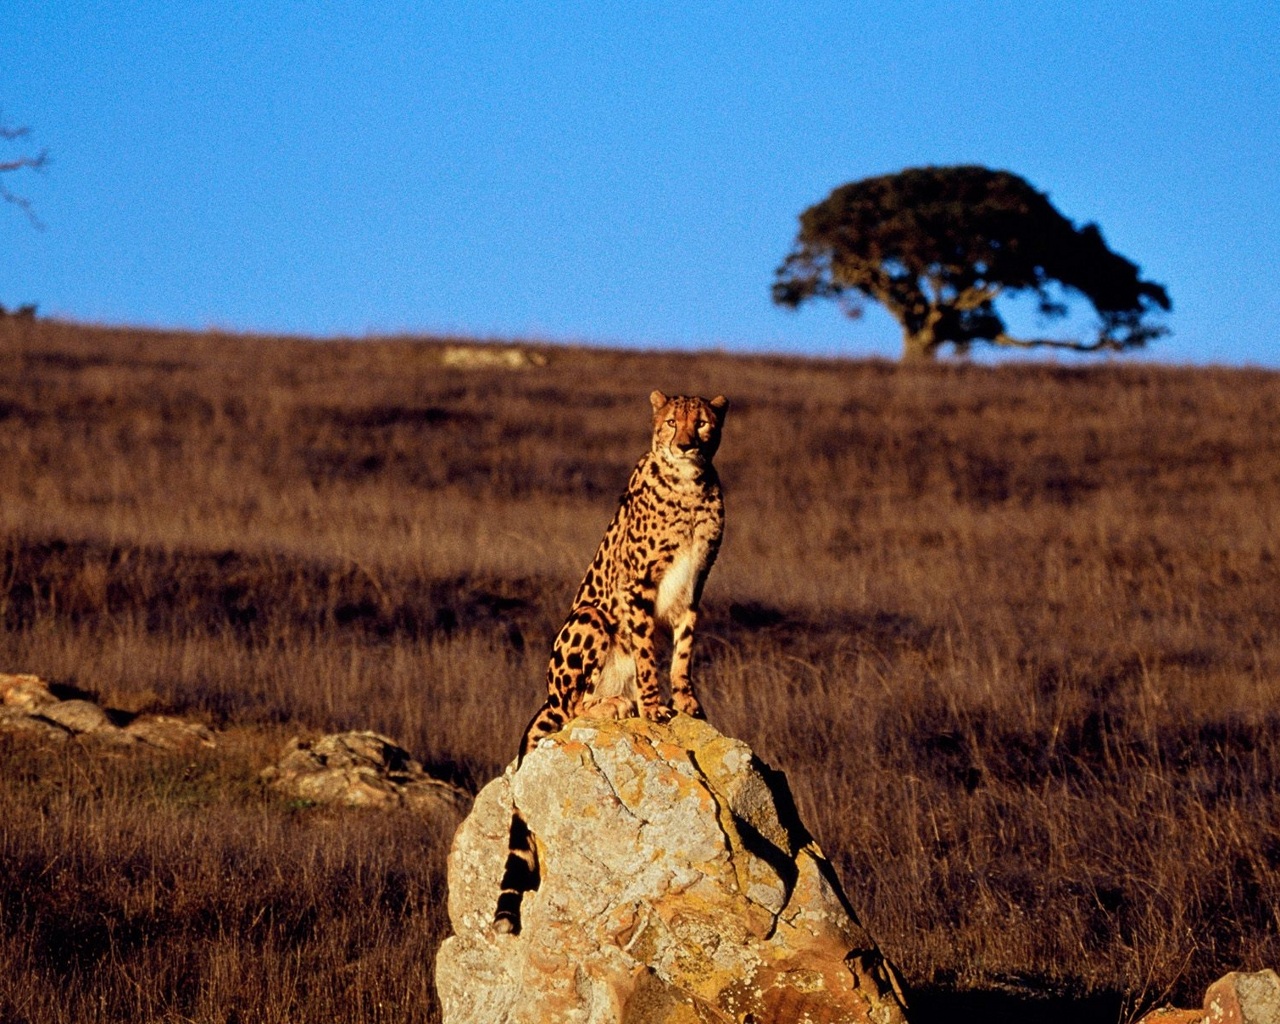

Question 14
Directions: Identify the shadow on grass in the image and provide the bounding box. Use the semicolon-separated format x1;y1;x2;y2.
909;987;1126;1024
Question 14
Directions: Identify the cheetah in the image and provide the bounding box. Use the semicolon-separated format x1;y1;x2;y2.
493;389;729;934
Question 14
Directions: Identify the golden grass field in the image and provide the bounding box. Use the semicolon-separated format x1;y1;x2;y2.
2;317;1279;1022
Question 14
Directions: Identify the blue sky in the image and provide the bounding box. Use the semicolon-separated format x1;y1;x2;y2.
3;2;1277;364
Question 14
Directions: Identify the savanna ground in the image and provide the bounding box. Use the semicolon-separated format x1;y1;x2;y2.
2;317;1278;1023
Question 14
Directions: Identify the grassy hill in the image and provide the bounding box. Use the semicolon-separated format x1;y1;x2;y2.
3;317;1279;1022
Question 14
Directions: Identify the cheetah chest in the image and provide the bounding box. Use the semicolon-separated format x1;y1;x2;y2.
656;544;705;623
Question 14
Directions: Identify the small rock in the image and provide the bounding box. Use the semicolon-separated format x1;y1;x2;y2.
1137;1007;1204;1024
0;673;57;710
1204;970;1280;1024
262;730;470;814
36;699;125;737
441;345;547;370
0;674;220;751
0;704;69;741
1136;970;1280;1024
124;715;217;750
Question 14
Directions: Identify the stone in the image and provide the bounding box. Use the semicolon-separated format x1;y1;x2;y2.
1136;1007;1204;1024
36;698;127;737
124;714;218;750
261;730;470;814
441;345;548;370
1135;970;1280;1024
0;673;219;750
0;703;69;741
0;672;57;711
1204;970;1280;1024
0;674;131;743
436;714;909;1024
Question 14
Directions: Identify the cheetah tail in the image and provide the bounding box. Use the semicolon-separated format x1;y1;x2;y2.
492;809;539;934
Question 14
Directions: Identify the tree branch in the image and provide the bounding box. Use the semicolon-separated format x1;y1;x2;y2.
953;283;1001;312
990;332;1130;353
1;121;48;229
832;257;925;328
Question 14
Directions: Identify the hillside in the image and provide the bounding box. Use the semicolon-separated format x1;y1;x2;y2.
3;317;1279;1023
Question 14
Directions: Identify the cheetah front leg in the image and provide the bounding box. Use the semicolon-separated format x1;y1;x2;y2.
624;588;674;723
520;606;613;757
669;608;705;718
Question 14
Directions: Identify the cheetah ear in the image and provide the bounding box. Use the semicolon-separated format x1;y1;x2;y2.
709;395;728;417
649;390;669;412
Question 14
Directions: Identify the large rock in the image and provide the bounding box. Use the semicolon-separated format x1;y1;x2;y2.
436;715;909;1024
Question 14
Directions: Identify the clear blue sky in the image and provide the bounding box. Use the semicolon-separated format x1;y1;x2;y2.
3;2;1277;364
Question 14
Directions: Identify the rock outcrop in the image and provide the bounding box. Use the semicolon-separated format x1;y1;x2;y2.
436;714;908;1024
0;672;216;749
2;675;468;816
261;731;471;814
1137;969;1280;1024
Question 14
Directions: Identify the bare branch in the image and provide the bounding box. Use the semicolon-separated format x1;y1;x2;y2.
1;119;48;229
0;154;47;174
0;182;43;229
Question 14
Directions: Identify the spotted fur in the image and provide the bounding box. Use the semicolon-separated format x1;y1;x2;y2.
492;390;728;934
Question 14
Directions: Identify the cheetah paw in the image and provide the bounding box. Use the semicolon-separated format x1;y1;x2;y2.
671;694;704;719
580;695;637;720
639;703;676;724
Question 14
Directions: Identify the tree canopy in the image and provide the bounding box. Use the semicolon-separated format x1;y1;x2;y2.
773;165;1171;361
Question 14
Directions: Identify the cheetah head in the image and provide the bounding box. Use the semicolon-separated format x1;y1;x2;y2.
649;391;728;467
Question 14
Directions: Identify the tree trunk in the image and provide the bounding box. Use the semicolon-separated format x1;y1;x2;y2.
898;300;947;363
900;327;940;363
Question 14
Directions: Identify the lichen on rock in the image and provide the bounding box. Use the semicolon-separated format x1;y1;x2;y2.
436;714;909;1024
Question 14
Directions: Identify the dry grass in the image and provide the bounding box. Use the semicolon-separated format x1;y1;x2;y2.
0;731;454;1024
3;316;1280;1021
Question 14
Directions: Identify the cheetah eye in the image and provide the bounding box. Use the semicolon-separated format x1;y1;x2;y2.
666;418;676;426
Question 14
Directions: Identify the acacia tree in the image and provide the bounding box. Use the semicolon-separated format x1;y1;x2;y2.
1;119;47;227
773;165;1171;362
